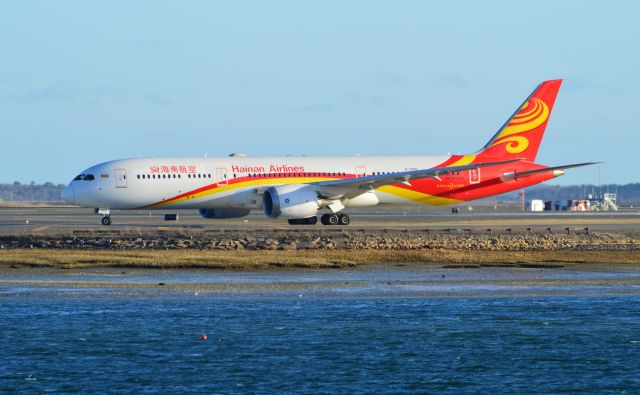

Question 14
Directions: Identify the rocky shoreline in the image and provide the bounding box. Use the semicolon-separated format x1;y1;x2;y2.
1;230;638;252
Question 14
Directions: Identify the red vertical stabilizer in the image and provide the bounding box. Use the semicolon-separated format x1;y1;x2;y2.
476;79;562;162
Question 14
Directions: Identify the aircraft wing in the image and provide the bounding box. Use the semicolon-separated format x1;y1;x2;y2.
312;159;520;198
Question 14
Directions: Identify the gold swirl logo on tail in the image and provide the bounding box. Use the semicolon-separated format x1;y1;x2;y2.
490;98;549;154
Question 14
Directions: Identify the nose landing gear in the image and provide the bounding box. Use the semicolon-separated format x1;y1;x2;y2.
95;208;112;226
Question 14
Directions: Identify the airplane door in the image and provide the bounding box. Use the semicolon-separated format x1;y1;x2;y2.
114;169;128;188
216;168;228;185
355;166;367;177
469;168;481;184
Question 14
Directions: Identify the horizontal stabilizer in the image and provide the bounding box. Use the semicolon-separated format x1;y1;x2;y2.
504;162;599;179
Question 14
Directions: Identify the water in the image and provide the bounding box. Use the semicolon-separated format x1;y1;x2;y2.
2;268;640;393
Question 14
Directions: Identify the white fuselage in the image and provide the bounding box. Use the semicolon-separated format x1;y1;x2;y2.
63;155;449;210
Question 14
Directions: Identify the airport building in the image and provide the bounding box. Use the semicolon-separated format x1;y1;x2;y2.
530;193;618;212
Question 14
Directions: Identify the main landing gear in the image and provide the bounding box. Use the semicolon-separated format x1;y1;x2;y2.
287;216;318;225
319;213;350;226
287;213;351;226
323;213;350;225
101;216;112;226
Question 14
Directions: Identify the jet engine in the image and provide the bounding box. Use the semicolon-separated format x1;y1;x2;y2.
198;208;251;219
263;184;320;219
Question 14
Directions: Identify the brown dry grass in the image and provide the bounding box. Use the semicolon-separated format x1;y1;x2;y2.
1;248;639;270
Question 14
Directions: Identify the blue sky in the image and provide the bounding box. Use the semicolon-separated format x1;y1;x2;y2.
1;1;637;185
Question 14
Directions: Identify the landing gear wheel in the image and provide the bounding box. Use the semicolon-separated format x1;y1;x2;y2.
101;216;112;226
321;213;340;225
338;214;350;225
307;216;318;225
327;214;339;225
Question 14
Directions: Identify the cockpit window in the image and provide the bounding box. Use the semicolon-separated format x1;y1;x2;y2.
74;174;85;180
83;174;95;181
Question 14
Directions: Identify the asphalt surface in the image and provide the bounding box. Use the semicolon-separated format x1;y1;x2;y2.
1;205;639;235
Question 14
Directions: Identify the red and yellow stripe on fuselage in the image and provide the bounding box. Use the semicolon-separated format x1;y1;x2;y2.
142;156;556;210
143;175;341;209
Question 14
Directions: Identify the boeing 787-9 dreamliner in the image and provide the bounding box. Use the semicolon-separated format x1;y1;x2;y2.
61;79;595;225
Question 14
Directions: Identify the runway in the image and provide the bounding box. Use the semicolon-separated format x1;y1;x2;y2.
1;205;638;235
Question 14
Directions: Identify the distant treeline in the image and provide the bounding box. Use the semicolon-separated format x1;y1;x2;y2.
1;181;639;204
0;182;65;202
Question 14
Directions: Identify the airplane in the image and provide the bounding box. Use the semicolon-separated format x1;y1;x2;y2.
61;79;596;226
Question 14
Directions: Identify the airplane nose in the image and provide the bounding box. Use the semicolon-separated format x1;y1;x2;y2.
61;184;75;203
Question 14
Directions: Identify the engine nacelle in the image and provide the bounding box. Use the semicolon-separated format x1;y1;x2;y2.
198;208;250;219
263;184;320;219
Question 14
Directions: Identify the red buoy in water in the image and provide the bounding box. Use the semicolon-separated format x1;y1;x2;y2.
200;334;208;341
